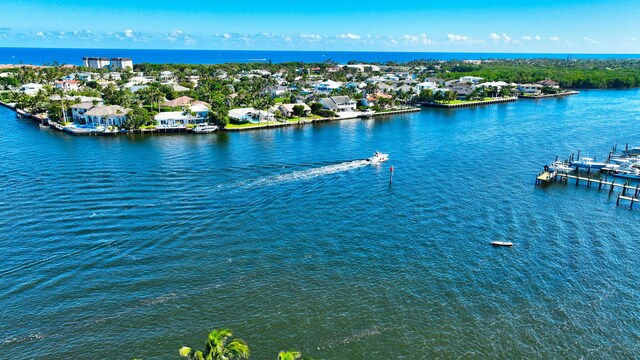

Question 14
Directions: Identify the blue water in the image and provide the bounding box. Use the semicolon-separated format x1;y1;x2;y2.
2;90;640;359
1;47;640;65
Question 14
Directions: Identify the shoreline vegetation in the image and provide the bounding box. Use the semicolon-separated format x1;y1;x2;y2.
0;57;636;136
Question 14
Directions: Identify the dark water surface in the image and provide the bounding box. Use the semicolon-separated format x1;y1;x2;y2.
2;90;640;359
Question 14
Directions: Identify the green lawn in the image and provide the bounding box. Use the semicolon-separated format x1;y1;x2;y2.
225;121;281;129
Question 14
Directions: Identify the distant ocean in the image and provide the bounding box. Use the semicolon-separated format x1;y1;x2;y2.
1;47;640;65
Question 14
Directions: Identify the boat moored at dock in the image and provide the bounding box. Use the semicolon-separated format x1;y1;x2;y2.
192;124;219;133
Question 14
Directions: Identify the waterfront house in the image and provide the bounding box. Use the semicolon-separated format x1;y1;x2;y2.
83;105;130;126
278;103;311;118
477;81;509;91
228;108;275;123
19;83;43;96
537;80;560;89
55;80;80;92
70;102;96;122
319;96;357;113
447;81;475;97
517;83;543;95
154;104;210;128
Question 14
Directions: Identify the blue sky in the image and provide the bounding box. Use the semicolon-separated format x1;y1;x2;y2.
1;0;638;53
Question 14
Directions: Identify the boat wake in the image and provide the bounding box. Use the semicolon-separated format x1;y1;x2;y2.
222;159;370;190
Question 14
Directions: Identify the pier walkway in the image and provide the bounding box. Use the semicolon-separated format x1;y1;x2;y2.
535;171;640;209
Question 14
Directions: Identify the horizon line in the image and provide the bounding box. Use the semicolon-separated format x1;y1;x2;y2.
2;46;639;56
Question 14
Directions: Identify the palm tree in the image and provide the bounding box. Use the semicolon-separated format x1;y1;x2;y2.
179;329;250;360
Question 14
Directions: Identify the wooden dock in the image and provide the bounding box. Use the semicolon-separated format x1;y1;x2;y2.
421;97;517;108
535;171;640;209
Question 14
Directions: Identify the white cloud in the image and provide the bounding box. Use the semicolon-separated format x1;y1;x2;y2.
550;36;560;41
299;33;323;41
582;37;601;45
521;35;532;41
337;33;361;40
35;31;44;37
448;33;470;42
447;33;484;45
535;35;541;40
223;33;232;39
123;29;134;38
401;33;434;45
489;33;512;43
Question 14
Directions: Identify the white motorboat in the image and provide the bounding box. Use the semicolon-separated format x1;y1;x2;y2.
366;151;389;164
192;124;218;133
548;161;574;174
611;165;640;180
570;157;607;171
491;241;513;247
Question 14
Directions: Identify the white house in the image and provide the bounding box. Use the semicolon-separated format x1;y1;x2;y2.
314;80;342;92
54;80;80;92
518;83;543;95
70;102;96;122
83;105;130;126
537;80;560;89
154;101;210;128
459;76;484;84
19;83;43;96
228;108;275;123
415;81;437;93
159;71;174;81
265;85;289;97
319;96;357;113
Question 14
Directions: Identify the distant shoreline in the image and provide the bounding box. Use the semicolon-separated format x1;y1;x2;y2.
3;47;640;67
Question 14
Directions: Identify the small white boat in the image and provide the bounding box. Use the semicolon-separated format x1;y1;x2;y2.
491;241;513;247
192;124;219;133
548;161;574;174
39;123;48;129
366;151;389;164
570;157;607;171
611;167;640;180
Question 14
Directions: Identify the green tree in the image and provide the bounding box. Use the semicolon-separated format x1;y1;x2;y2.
179;329;250;360
122;106;154;130
292;105;305;117
309;102;323;115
